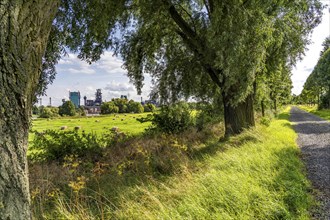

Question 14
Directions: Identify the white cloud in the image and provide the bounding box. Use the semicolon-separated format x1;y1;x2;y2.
66;67;95;75
57;54;96;75
95;51;127;75
104;81;135;92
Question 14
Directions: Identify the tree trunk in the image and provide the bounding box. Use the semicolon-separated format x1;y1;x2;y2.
0;1;59;219
261;99;265;117
223;93;255;137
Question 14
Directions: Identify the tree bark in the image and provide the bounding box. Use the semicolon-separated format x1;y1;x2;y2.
223;93;255;137
261;99;265;117
0;1;59;219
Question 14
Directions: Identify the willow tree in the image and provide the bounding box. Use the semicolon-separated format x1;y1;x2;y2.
254;0;322;115
0;0;323;218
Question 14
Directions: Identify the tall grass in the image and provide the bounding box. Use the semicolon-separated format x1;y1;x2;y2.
113;110;313;219
31;108;314;219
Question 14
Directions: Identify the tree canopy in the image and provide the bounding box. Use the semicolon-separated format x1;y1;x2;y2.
300;37;330;107
42;0;322;103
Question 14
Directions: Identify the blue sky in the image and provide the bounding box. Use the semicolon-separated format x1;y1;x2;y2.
41;4;330;106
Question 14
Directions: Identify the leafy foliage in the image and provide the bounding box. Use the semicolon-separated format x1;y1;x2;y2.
29;130;103;162
40;0;323;106
101;99;145;114
300;37;330;108
101;101;119;114
59;101;76;116
39;106;60;118
151;102;194;134
143;103;156;112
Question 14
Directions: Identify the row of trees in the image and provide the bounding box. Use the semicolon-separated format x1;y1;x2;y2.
297;37;330;107
101;98;155;114
0;0;323;218
33;101;85;118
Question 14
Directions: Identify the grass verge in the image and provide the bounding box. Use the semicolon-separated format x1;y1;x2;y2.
31;108;314;219
298;105;330;120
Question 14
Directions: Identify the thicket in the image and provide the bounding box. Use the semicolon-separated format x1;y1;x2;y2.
38;106;60;118
59;101;76;116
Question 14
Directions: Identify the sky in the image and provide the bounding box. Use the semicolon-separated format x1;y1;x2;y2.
40;51;153;106
291;3;330;95
41;3;330;106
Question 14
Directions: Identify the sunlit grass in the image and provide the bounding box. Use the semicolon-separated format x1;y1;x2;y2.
29;112;152;141
298;105;330;120
111;108;313;219
46;107;314;219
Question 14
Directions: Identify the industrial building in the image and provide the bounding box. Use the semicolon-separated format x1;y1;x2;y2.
84;89;103;114
69;91;81;108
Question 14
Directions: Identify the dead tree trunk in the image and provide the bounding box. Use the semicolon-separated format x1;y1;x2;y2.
0;1;59;219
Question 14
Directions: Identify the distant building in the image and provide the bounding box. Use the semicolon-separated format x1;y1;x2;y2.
69;91;80;108
120;95;128;100
143;100;158;106
95;89;102;106
83;89;103;114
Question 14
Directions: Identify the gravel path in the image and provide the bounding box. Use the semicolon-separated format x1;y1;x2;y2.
290;107;330;219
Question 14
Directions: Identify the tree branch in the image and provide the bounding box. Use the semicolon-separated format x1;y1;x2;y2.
162;0;223;88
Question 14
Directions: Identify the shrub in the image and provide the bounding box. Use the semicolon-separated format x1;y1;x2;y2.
39;106;60;118
151;102;194;134
101;101;119;114
29;130;103;162
195;102;222;130
143;103;156;112
32;105;39;115
59;101;76;116
128;101;144;113
318;94;330;110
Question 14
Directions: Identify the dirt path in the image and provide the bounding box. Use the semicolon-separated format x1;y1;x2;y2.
290;107;330;219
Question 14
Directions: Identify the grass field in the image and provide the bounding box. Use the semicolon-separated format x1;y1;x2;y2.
29;113;152;142
34;107;314;219
298;105;330;120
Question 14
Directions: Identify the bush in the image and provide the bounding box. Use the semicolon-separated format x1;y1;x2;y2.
101;101;119;114
29;130;103;162
143;103;156;112
32;105;39;115
59;101;76;116
318;94;330;110
151;102;194;134
128;101;144;113
39;106;59;118
195;102;222;130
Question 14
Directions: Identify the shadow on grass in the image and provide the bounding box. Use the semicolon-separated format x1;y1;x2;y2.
190;130;260;161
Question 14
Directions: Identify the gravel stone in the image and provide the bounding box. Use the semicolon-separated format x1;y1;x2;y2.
290;107;330;219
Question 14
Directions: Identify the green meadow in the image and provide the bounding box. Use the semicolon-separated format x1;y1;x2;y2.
29;113;152;142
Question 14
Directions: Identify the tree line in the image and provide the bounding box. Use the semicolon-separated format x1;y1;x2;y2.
297;37;330;108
